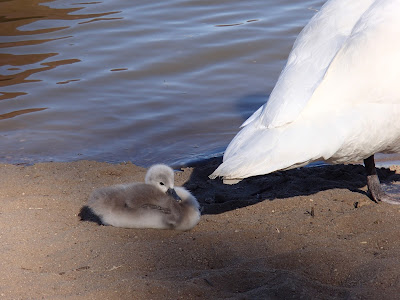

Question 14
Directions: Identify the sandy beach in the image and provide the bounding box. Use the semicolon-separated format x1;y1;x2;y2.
1;158;400;299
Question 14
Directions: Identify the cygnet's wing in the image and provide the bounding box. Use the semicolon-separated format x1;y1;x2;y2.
140;203;172;214
121;183;173;210
242;0;375;129
88;183;164;211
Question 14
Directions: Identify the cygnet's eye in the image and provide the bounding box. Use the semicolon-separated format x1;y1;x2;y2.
159;182;165;186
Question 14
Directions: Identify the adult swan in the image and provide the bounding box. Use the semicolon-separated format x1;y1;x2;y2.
210;0;400;204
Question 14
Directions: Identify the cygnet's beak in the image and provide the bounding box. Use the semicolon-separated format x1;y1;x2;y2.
167;188;181;202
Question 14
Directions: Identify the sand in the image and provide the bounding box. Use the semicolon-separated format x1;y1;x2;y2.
1;158;400;299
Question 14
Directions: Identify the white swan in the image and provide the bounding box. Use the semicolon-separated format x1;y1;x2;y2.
79;164;201;230
210;0;400;204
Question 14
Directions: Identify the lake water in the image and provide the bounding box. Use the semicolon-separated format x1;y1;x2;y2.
4;0;390;168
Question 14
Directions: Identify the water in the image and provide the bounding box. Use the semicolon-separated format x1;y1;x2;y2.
1;0;329;167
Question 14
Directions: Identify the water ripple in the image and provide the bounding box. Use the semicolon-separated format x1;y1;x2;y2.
0;0;325;166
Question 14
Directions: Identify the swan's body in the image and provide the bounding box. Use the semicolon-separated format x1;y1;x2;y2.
79;164;200;230
210;0;400;203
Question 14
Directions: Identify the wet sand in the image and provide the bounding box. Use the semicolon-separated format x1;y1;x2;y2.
1;158;400;299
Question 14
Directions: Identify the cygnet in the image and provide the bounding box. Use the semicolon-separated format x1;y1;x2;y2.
79;164;200;231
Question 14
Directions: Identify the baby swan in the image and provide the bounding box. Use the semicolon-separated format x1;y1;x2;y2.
79;164;200;231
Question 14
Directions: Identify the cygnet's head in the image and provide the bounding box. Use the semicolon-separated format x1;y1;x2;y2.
145;164;181;201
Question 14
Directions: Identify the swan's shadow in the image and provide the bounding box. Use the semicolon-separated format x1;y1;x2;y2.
183;157;400;215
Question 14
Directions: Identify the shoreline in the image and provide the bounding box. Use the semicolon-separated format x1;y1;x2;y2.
1;159;400;299
5;150;400;174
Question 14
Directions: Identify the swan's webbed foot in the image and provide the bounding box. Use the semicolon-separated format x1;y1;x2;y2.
364;155;400;205
367;174;395;203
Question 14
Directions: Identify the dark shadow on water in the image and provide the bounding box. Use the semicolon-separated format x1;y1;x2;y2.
183;157;400;215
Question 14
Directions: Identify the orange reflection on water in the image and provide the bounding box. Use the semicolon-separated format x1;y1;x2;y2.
0;52;81;87
0;0;119;37
0;107;47;120
0;92;26;101
0;0;120;101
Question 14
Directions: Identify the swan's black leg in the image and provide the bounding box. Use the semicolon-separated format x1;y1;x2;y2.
364;155;399;204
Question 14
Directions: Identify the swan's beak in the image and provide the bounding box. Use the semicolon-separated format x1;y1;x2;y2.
167;188;181;202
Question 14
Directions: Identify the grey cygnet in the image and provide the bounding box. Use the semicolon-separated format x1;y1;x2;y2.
79;164;200;231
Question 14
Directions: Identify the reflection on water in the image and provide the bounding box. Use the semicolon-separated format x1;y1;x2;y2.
0;107;46;120
1;0;326;166
0;0;119;93
1;53;81;88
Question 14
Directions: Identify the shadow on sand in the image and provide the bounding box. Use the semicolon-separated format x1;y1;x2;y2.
183;157;400;215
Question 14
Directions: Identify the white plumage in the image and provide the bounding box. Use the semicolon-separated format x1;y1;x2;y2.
210;0;400;187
